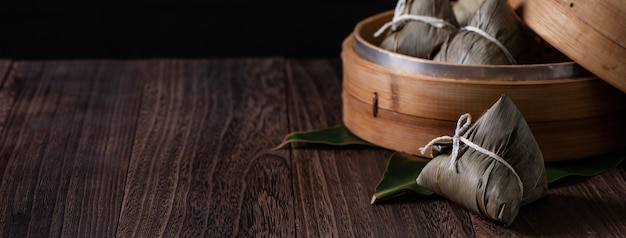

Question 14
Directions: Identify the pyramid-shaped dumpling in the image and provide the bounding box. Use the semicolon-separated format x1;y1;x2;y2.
434;0;525;64
376;0;458;59
416;94;547;226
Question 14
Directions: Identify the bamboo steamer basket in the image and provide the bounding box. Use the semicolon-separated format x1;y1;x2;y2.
341;11;626;162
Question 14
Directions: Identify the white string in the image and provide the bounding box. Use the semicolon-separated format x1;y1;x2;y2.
418;113;471;169
374;0;457;38
462;26;517;64
418;113;524;197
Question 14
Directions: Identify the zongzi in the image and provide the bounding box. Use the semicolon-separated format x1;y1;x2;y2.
434;0;525;65
375;0;458;59
416;94;547;226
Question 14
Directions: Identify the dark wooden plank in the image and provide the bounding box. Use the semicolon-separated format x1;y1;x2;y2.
0;61;145;237
0;60;11;86
0;60;10;77
116;59;293;237
286;59;475;237
0;59;15;133
622;159;626;182
472;168;626;237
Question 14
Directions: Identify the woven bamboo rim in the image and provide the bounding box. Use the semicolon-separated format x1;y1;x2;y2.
341;11;626;161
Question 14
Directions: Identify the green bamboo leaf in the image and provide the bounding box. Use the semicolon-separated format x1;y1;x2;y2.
274;125;625;204
272;125;373;150
372;149;625;204
545;149;626;183
371;152;434;204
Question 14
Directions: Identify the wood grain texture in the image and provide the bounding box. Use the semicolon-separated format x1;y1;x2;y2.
286;59;475;237
0;61;145;237
116;59;293;237
0;60;10;78
472;168;626;237
0;58;623;237
0;60;14;133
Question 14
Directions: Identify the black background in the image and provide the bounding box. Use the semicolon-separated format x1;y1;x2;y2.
0;1;395;59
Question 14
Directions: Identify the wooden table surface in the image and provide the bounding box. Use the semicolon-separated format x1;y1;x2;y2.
0;58;624;237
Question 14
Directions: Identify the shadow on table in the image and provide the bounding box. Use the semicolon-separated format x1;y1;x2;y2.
509;179;626;236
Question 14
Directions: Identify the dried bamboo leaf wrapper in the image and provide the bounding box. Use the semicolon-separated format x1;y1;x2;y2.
378;0;459;59
416;95;547;226
453;0;485;26
434;0;525;64
462;95;548;205
422;148;524;225
435;31;512;64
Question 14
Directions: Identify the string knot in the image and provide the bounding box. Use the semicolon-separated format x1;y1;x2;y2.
374;0;457;37
418;113;472;170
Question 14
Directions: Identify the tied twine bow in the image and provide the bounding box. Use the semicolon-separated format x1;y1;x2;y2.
418;113;524;196
373;0;457;38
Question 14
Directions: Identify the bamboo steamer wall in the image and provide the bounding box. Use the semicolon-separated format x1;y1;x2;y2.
341;11;626;162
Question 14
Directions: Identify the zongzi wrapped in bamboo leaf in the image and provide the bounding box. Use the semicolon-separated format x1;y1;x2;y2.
416;94;547;226
434;0;525;64
375;0;458;59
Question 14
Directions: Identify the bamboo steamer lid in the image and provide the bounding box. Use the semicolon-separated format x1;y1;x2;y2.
509;0;626;93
